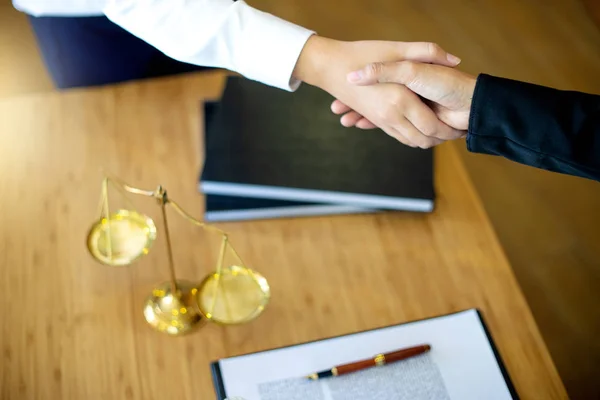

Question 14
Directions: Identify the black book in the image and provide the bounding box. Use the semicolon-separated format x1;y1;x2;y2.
200;76;435;212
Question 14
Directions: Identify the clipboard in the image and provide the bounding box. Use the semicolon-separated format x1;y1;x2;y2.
210;309;519;400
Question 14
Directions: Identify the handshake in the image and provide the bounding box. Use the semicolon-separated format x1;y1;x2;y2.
293;36;478;149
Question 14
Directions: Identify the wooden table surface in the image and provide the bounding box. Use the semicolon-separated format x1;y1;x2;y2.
0;71;567;399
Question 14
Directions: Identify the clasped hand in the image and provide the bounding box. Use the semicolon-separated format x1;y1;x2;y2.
293;36;476;149
331;59;477;148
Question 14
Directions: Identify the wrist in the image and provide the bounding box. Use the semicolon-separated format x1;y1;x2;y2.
466;76;476;104
465;75;477;121
292;35;345;89
453;75;477;131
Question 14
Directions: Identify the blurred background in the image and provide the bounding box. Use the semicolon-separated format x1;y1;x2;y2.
1;0;599;398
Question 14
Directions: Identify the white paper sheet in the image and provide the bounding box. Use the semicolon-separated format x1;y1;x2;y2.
218;310;514;400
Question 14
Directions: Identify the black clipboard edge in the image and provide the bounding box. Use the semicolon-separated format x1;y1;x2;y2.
210;308;519;399
475;309;520;400
211;360;227;400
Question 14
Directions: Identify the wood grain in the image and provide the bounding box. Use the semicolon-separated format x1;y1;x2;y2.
582;0;600;30
0;1;53;98
0;71;566;399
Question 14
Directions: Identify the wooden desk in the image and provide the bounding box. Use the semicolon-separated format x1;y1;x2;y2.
0;71;567;399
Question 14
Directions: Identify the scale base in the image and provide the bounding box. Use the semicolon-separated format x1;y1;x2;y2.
143;280;205;335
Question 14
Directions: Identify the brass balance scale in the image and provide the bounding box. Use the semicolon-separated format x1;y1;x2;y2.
86;175;270;335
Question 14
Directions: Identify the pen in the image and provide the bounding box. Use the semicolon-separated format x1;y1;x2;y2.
306;344;431;380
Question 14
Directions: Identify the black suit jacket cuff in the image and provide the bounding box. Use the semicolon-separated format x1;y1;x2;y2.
466;73;600;181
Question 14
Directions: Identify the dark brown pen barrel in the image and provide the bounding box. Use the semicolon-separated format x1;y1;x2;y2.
385;344;431;363
334;344;431;376
335;359;375;375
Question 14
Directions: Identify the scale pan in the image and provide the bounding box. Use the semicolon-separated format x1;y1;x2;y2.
196;266;270;325
87;209;157;266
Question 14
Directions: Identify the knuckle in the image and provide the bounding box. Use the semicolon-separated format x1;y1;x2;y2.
392;134;408;145
416;136;434;149
383;128;406;145
427;42;443;57
380;103;400;122
365;62;384;80
401;62;418;84
382;109;397;123
389;90;405;106
421;124;437;138
413;114;438;137
401;129;421;147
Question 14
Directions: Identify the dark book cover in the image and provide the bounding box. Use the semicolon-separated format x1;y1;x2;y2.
205;194;377;222
200;76;435;211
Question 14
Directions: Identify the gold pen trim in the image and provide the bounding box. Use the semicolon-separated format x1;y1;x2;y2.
307;373;318;380
331;367;338;376
374;353;386;366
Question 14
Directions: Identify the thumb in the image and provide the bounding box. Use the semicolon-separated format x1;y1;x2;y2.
347;61;451;104
347;61;403;85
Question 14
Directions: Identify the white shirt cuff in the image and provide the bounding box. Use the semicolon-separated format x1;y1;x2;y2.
232;2;315;91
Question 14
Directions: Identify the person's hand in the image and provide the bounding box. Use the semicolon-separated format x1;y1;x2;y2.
331;61;477;140
292;36;465;148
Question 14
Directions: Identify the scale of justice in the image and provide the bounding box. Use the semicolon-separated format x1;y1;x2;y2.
86;175;270;335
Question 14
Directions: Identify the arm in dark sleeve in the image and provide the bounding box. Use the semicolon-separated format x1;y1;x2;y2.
466;73;600;181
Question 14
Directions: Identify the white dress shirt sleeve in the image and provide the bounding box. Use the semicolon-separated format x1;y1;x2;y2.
12;0;107;16
103;0;315;91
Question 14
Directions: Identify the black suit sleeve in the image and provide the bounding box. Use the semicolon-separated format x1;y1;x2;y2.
466;74;600;181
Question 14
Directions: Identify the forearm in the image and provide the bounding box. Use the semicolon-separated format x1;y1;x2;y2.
467;74;600;181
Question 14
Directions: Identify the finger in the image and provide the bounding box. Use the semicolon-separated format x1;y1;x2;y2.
331;101;378;129
331;100;352;115
355;118;378;129
348;62;451;104
340;111;364;127
398;42;461;66
394;117;443;149
347;62;400;85
381;125;416;147
347;61;418;86
405;98;465;140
